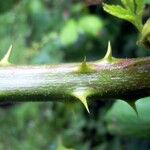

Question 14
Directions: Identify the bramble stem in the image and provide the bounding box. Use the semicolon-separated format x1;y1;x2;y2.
0;57;149;103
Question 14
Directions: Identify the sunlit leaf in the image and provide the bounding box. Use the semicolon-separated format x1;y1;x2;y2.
103;0;144;31
121;0;135;12
135;0;144;19
103;4;134;24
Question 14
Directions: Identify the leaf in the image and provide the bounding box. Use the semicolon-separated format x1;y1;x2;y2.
103;4;134;24
103;0;144;31
105;97;150;139
121;0;144;19
135;0;144;19
121;0;135;12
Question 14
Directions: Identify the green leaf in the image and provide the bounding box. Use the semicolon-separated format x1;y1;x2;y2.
105;97;150;139
135;0;144;19
121;0;144;19
121;0;135;12
103;0;144;31
103;4;134;23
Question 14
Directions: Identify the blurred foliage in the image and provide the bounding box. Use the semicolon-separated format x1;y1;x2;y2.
0;0;150;150
105;97;150;139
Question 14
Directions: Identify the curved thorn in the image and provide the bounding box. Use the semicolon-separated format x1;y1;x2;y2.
72;89;90;113
104;41;112;61
0;45;12;65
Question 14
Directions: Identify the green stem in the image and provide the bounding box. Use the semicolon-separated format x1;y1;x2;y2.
0;57;149;103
